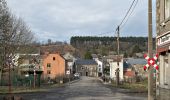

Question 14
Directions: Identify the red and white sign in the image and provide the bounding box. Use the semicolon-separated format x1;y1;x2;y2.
144;54;159;71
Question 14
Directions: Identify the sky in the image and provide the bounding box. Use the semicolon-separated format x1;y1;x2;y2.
6;0;156;43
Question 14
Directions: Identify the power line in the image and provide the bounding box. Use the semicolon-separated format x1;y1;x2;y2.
115;0;138;35
119;0;137;27
120;0;139;29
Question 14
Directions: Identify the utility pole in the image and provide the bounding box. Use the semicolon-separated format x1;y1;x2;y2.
148;0;154;100
116;26;120;86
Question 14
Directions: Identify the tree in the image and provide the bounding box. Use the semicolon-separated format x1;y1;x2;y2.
84;51;92;59
0;0;34;85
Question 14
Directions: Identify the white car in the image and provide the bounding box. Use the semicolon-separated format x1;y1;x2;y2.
74;73;80;78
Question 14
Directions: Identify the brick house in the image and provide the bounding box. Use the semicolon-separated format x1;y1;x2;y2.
42;53;65;81
156;0;170;89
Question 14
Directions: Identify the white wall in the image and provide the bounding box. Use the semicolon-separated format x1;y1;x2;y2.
94;59;103;74
109;60;123;81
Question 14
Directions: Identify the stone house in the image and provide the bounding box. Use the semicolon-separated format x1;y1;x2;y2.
75;59;98;77
156;0;170;89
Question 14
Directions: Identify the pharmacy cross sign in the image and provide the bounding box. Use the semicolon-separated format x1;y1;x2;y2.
143;54;159;71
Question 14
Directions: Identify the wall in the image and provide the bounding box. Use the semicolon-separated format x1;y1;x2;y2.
109;60;123;81
43;54;65;80
159;54;170;89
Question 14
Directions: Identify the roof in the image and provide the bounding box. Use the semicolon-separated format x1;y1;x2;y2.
75;59;97;65
124;70;135;77
126;58;147;65
123;61;132;69
40;44;76;55
103;55;123;62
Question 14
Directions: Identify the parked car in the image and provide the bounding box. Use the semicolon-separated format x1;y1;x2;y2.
74;73;80;79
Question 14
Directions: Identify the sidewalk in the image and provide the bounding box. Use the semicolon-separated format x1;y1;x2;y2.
156;88;170;100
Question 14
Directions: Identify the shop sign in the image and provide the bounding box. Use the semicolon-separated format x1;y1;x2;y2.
157;32;170;46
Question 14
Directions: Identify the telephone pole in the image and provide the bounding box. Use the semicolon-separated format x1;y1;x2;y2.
116;26;120;86
148;0;154;99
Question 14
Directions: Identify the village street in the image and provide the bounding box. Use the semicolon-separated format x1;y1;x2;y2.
0;77;147;100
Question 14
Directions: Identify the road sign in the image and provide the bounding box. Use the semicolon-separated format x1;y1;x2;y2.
144;54;159;71
66;70;70;75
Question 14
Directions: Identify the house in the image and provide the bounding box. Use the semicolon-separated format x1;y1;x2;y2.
1;54;43;87
125;58;147;79
103;55;124;81
123;61;136;82
92;54;103;77
95;59;103;77
75;59;98;77
63;52;76;74
156;0;170;89
42;52;65;82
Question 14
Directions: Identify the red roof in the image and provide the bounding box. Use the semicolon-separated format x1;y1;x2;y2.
124;70;135;77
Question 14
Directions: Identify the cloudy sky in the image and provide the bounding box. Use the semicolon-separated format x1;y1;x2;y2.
6;0;156;43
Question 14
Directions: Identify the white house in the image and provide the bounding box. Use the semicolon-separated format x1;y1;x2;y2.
63;52;76;74
94;58;103;77
105;55;124;81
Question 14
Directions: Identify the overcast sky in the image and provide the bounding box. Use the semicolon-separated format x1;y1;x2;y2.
6;0;156;43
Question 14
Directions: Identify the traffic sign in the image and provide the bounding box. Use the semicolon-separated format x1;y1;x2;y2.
143;54;159;71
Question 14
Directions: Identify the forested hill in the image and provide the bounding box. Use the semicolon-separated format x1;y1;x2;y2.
70;36;156;58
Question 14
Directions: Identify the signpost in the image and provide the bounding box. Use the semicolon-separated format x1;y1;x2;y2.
66;70;70;85
144;54;159;71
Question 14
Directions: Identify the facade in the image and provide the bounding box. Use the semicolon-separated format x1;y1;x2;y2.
157;0;170;89
42;53;65;80
75;59;98;77
104;55;124;81
63;52;76;74
95;59;103;77
92;54;103;77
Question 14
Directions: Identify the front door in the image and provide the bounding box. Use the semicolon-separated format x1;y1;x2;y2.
86;72;88;76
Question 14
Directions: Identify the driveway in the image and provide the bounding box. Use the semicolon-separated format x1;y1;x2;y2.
0;76;147;100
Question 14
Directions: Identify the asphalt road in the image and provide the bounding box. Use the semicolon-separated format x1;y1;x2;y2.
0;76;147;100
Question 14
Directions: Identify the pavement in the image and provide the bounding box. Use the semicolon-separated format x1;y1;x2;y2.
0;76;147;100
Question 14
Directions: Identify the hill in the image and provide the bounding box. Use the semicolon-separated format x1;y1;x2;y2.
70;36;156;58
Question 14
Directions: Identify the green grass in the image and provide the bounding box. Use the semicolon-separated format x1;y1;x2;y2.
112;80;148;93
0;86;49;94
0;83;66;94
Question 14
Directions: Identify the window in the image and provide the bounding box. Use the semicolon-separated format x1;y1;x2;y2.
165;0;170;19
47;63;51;68
47;70;51;74
53;57;55;61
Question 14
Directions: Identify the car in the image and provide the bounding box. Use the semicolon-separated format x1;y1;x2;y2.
74;73;80;78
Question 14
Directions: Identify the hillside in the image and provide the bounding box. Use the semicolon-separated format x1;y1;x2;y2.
70;36;156;58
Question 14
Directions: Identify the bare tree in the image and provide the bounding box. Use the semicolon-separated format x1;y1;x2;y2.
0;0;34;85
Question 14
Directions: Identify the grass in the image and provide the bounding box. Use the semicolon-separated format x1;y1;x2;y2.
112;80;148;93
0;83;64;94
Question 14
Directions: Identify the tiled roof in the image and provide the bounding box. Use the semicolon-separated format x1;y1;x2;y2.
126;58;147;65
75;59;97;65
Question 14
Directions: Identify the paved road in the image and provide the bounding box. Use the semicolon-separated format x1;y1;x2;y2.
0;77;147;100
